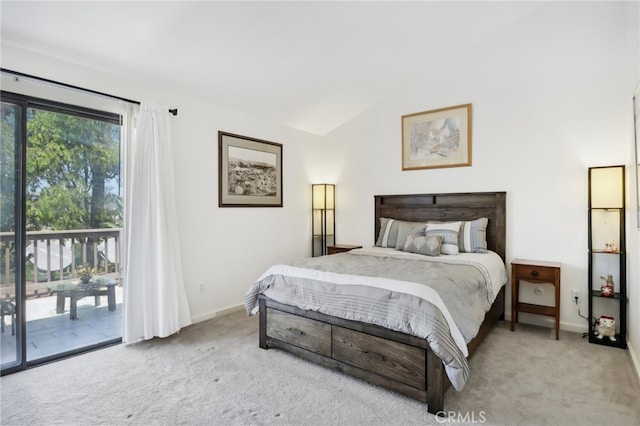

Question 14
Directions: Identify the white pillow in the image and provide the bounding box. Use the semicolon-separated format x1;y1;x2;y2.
425;222;461;255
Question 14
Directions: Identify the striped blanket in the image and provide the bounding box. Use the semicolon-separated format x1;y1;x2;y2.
244;247;507;391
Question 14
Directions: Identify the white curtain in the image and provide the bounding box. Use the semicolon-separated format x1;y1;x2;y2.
123;102;192;343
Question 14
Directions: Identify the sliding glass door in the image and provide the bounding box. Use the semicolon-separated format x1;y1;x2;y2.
1;92;123;374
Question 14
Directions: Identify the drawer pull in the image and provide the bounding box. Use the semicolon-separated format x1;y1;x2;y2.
363;350;385;362
530;270;539;277
286;327;304;336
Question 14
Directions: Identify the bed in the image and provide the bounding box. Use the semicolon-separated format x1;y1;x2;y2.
244;192;507;415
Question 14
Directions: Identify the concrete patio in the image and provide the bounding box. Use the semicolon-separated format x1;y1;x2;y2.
1;286;122;366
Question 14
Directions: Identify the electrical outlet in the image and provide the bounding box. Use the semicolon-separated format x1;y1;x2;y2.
199;283;205;294
571;289;581;304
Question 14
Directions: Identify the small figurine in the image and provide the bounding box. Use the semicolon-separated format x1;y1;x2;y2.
594;315;617;342
604;241;618;253
600;275;614;297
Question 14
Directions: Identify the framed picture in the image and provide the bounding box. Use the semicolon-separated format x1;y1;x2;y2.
218;131;283;207
401;103;472;170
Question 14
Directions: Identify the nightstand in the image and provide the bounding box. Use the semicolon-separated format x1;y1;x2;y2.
511;259;561;340
327;244;362;255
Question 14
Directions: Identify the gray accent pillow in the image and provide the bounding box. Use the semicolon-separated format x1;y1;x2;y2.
375;218;425;248
402;233;443;257
394;221;427;250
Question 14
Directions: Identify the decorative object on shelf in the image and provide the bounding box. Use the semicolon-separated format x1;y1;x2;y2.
312;184;335;257
587;165;627;348
76;263;94;284
218;131;283;207
594;315;617;342
600;275;615;297
401;103;472;171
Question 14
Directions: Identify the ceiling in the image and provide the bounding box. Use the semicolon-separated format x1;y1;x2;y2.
1;1;543;135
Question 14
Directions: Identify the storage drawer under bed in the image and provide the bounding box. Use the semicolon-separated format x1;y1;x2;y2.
265;307;331;357
265;307;427;390
332;326;426;389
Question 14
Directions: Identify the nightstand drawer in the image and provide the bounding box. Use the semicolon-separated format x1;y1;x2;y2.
513;264;557;282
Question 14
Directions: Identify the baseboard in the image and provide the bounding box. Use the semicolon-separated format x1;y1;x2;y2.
190;304;244;324
504;312;589;334
628;340;640;387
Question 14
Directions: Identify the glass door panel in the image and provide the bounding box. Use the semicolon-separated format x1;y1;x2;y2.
0;101;21;369
24;105;123;362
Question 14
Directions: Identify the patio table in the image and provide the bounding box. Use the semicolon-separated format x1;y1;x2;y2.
47;278;118;320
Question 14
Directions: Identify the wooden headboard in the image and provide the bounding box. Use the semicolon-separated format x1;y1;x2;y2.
374;192;506;261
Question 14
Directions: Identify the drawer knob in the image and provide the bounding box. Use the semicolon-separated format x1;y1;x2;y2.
287;328;304;336
530;270;539;277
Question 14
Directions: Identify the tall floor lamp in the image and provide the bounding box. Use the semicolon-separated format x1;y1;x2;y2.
312;184;335;256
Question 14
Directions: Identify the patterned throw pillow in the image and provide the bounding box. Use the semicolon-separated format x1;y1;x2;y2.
402;233;443;257
427;218;489;253
459;217;488;253
425;222;461;255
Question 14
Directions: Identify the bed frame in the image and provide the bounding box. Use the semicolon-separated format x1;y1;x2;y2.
258;192;506;415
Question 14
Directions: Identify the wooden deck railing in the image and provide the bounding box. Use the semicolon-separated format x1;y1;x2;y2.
0;228;121;300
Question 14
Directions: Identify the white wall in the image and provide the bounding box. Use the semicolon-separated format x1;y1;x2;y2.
324;1;639;349
2;1;638;375
169;103;323;322
626;0;640;381
1;43;324;324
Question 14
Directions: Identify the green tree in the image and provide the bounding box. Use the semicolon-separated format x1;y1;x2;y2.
0;102;16;233
26;108;121;232
0;101;121;279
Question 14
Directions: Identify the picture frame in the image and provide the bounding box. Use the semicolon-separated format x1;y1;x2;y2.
218;131;283;207
401;103;472;170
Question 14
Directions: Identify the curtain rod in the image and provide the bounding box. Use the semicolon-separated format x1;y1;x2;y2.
1;68;178;116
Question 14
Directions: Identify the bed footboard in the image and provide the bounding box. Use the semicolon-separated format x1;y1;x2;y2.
258;295;447;414
258;286;505;415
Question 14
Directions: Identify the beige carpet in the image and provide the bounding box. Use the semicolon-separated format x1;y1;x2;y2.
1;310;639;426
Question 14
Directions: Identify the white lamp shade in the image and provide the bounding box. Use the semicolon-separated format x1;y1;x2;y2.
590;166;623;208
312;184;335;209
